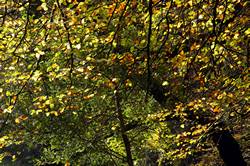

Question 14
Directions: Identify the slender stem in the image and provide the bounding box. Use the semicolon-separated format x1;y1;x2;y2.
146;0;153;101
114;89;133;166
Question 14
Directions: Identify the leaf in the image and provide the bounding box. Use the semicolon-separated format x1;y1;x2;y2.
83;94;94;100
212;106;220;113
41;3;48;11
6;91;11;96
15;115;28;124
65;161;70;166
162;81;169;86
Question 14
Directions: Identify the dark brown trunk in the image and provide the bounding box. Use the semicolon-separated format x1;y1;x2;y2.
141;77;247;166
115;90;134;166
212;129;246;166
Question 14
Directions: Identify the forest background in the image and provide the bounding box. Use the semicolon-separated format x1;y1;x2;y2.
0;0;249;165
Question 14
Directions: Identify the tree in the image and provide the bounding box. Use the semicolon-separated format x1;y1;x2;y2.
0;0;249;165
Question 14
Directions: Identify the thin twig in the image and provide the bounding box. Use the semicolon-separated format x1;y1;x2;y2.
145;0;153;102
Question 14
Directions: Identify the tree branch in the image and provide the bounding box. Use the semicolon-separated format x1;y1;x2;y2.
114;88;133;166
145;0;153;102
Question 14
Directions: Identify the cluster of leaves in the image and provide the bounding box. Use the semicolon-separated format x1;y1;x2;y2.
0;0;249;165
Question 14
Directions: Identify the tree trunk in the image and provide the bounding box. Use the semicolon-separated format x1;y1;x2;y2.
115;90;134;166
138;77;247;165
212;129;246;166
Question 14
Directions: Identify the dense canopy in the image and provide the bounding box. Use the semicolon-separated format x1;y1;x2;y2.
0;0;249;165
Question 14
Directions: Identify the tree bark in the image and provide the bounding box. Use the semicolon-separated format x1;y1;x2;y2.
137;76;247;165
115;90;134;166
212;130;247;166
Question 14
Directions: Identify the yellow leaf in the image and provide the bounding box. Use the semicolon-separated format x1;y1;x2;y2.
227;93;234;98
52;63;59;69
4;106;13;113
15;118;21;124
162;81;169;86
187;101;195;107
244;28;250;35
217;94;223;100
50;103;55;109
51;111;59;116
19;115;28;120
188;0;192;6
15;115;28;124
65;161;70;166
41;3;48;11
69;16;78;26
125;79;133;87
192;128;203;136
45;99;51;105
83;94;94;100
212;106;220;113
6;91;11;96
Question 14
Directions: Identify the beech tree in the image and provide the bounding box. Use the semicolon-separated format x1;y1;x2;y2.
0;0;249;165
